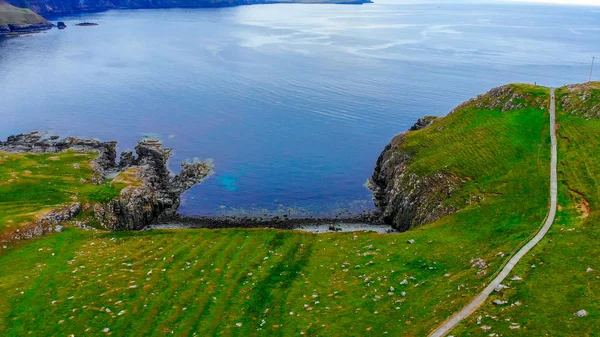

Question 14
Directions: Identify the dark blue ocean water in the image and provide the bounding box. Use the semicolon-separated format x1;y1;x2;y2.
1;1;599;217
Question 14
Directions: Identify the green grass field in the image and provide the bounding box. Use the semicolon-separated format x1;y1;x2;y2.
0;151;124;236
0;84;560;336
451;83;600;336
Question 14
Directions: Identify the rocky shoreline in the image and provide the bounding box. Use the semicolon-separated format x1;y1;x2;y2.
148;221;393;234
147;212;384;230
0;22;53;35
0;132;213;232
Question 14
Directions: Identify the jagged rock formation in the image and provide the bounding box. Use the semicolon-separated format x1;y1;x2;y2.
94;140;212;231
369;84;547;232
0;132;212;231
0;2;53;35
7;0;371;16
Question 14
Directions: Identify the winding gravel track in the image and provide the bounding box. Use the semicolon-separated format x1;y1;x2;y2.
427;88;558;337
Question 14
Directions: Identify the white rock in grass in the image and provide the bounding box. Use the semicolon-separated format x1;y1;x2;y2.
492;299;507;305
103;328;110;333
494;284;508;292
407;239;415;244
511;275;522;281
587;268;594;273
236;323;243;327
574;310;588;317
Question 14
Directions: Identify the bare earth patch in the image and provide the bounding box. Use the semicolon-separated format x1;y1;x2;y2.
572;190;590;220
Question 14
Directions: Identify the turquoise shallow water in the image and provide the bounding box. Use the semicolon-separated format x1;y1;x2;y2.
1;1;599;217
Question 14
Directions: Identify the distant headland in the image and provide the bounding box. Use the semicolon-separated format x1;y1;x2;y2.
5;0;372;18
0;2;53;35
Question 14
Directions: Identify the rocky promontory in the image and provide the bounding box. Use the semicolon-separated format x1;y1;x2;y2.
0;132;212;232
368;84;550;232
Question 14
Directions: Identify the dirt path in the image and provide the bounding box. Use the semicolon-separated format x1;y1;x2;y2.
427;88;558;337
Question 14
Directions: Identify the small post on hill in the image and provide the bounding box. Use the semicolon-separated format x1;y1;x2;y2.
590;56;596;82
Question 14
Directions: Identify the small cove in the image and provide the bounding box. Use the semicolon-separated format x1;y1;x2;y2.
1;1;599;218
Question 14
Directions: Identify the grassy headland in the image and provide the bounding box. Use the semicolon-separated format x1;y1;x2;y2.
0;150;125;236
0;2;50;29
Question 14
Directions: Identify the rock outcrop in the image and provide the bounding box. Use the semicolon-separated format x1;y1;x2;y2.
3;203;81;241
409;116;438;131
0;132;212;232
557;82;600;118
0;131;117;178
93;140;212;231
449;84;549;114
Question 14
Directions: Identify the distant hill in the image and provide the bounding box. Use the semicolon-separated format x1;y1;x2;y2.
0;1;52;34
6;0;371;17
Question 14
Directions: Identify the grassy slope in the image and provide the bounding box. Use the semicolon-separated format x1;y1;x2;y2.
0;85;552;336
0;151;123;235
452;83;600;336
0;2;49;26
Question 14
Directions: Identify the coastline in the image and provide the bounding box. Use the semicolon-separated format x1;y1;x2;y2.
12;0;373;19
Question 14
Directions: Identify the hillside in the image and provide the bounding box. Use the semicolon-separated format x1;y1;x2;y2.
6;0;371;16
0;84;574;336
451;82;600;336
0;2;52;34
369;84;550;232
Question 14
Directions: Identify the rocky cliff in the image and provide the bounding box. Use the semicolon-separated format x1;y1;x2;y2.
369;84;550;231
0;132;212;231
368;117;462;232
0;2;53;34
7;0;370;16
